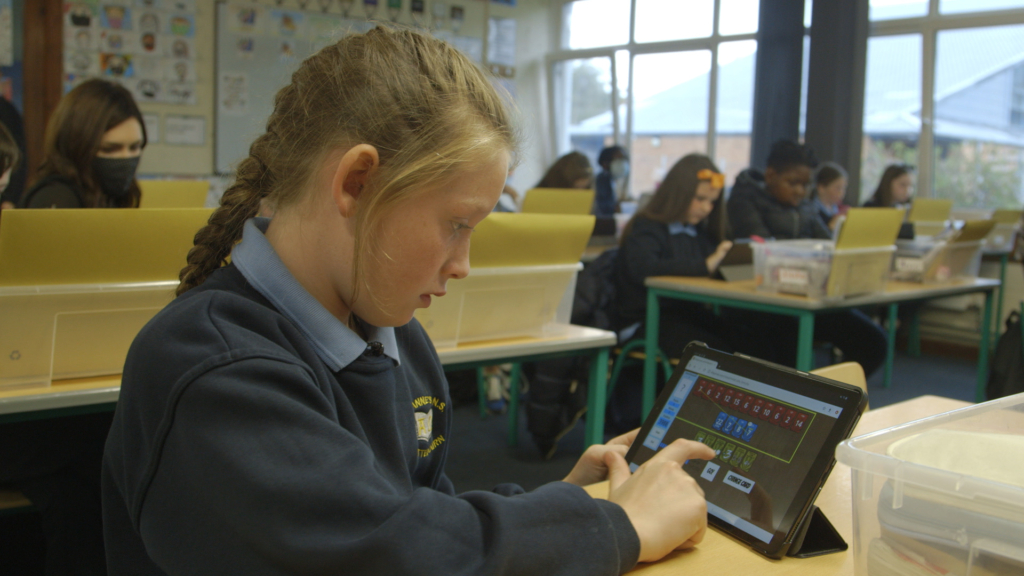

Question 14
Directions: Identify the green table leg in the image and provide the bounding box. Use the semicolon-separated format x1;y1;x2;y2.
506;363;522;447
908;304;921;357
994;253;1008;346
976;289;994;403
585;347;610;447
884;303;898;389
795;312;815;372
643;290;661;420
476;366;487;419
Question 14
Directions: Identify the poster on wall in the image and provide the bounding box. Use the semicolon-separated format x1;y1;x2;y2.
62;0;200;105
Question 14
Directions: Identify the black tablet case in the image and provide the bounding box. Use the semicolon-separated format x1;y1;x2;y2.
785;505;848;558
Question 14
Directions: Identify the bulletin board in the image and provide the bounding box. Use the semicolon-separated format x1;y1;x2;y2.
214;0;488;175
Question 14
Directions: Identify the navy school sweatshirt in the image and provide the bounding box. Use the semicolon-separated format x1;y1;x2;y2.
102;264;639;575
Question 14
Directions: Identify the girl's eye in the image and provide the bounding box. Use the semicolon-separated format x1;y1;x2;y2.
451;221;473;235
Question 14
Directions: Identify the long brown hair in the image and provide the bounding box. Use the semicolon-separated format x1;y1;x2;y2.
535;151;593;189
37;78;146;208
177;26;518;297
869;164;912;207
622;153;729;242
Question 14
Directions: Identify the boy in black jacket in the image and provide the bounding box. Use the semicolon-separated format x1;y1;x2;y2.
728;139;831;240
726;140;887;378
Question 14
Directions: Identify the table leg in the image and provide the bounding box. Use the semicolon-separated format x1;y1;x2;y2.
908;304;921;357
506;363;522;447
477;366;487;419
884;303;898;389
795;312;815;372
976;288;994;403
643;290;661;420
994;253;1008;346
585;347;610;447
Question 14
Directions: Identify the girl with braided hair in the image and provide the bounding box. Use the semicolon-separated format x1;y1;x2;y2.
103;27;714;575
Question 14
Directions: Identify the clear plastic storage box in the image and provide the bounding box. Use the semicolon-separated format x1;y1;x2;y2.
984;223;1020;252
0;281;177;388
836;393;1024;576
891;239;984;283
413;263;581;349
752;240;895;299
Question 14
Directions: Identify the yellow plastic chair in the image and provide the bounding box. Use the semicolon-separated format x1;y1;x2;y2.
139;180;209;208
810;362;869;410
521;188;595;215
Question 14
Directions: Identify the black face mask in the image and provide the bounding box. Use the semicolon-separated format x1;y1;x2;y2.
92;156;140;199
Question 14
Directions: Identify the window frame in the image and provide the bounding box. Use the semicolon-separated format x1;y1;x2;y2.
869;0;1024;198
546;0;757;169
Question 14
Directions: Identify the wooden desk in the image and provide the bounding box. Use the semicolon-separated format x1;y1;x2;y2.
642;277;999;415
586;395;971;575
0;374;120;424
0;326;617;446
436;325;617;448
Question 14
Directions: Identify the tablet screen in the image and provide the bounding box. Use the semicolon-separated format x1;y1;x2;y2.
626;345;863;556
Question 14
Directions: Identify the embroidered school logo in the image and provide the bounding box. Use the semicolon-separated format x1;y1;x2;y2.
412;396;446;457
415;409;433;442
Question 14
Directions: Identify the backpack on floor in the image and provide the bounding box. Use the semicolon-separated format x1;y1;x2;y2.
987;308;1024;400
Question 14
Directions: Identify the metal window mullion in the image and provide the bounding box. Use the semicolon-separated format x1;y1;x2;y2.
919;20;937;199
871;8;1024;36
611;54;621;145
707;0;722;159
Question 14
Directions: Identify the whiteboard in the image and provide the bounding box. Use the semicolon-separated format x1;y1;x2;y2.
214;2;370;174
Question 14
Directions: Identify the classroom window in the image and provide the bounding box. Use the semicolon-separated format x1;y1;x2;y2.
630;50;711;196
562;0;631;49
714;40;757;185
940;0;1024;15
634;0;713;43
719;0;758;36
553;0;761;199
553;57;616;163
861;34;922;203
870;0;928;22
932;24;1024;208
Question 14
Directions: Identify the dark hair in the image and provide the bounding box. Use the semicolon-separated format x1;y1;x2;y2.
622;153;729;242
597;145;627;170
766;139;817;173
869;164;913;207
0;122;19;177
178;27;517;296
814;162;847;188
37;78;146;208
535;151;593;188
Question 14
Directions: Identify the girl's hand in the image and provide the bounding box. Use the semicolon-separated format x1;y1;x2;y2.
705;240;733;273
606;439;716;562
562;429;640;487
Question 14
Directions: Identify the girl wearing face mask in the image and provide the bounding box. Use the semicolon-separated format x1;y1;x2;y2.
21;78;145;208
595;145;628;218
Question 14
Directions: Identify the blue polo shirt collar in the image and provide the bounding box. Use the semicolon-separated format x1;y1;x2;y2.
231;218;400;371
668;221;698;236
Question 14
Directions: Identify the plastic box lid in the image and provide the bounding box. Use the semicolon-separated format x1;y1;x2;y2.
836;393;1024;506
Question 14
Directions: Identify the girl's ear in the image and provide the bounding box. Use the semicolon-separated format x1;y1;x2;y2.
331;144;380;217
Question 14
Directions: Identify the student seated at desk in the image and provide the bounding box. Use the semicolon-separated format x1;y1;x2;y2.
614;154;776;363
812;161;849;234
535;150;594;190
863;163;914;209
727;139;831;240
103;28;715;575
729;142;887;378
595;145;628;217
20;79;145;209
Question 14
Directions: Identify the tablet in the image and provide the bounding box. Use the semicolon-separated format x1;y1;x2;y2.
624;343;866;559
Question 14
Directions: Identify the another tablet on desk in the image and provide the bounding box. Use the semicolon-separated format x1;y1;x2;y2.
625;343;866;559
716;240;753;282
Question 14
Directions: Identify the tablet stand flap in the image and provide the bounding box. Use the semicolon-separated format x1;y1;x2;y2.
785;505;848;558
